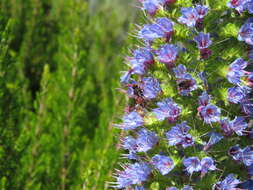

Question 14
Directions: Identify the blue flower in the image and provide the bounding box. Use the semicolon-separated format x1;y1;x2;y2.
153;98;182;122
195;4;209;19
199;104;221;124
151;154;174;175
198;91;211;106
245;0;253;14
138;18;174;42
238;19;253;45
203;132;224;151
183;157;202;174
156;17;174;41
156;44;179;68
141;77;162;99
220;117;248;136
227;0;248;13
227;86;248;104
136;128;159;152
166;188;179;190
240;98;253;117
129;59;146;75
247;164;253;176
122;136;138;153
227;58;248;85
114;162;152;188
135;186;146;190
178;7;199;27
142;0;162;16
165;122;194;148
173;64;198;96
200;157;216;177
115;111;143;130
133;48;154;66
138;24;165;42
193;32;212;50
120;71;132;84
229;145;253;166
212;174;241;190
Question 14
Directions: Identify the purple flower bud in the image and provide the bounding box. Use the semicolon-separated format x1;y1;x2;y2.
141;77;162;99
153;98;182;122
227;58;248;85
178;7;199;27
165;122;194;148
198;91;211;106
200;157;216;177
212;174;241;190
173;64;198;96
193;32;212;49
114;162;151;188
183;157;201;174
151;154;174;175
133;48;154;66
227;86;248;104
238;20;253;45
115;111;143;130
156;44;179;68
136;128;159;152
199;104;221;124
220;116;248;136
227;0;247;13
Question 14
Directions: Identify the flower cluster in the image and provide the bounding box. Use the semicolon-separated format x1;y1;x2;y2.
114;0;253;189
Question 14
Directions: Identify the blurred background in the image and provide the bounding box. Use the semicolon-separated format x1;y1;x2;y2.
0;0;137;189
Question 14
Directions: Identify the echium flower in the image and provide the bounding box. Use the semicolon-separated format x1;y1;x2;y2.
238;18;253;45
227;0;248;13
229;145;253;166
157;44;179;68
138;17;174;43
141;77;162;99
198;91;211;106
136;128;159;152
183;157;216;176
240;98;253;117
193;32;212;59
153;98;182;122
113;162;151;189
133;47;154;66
227;58;249;85
173;64;198;96
178;5;208;28
203;132;224;151
115;111;143;130
220;116;248;136
227;86;249;104
212;174;241;190
140;0;176;16
165;122;194;148
151;154;174;175
199;104;221;124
